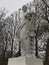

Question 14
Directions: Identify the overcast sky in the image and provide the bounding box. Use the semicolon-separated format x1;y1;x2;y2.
0;0;32;14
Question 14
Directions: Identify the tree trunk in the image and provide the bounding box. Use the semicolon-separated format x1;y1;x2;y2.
11;38;13;57
44;38;49;65
35;25;39;58
35;32;38;57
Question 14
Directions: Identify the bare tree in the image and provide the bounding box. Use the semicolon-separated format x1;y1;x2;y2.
5;12;21;57
34;0;49;63
0;8;8;58
34;0;49;59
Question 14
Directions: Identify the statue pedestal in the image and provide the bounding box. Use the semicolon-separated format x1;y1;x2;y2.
8;56;26;65
8;56;43;65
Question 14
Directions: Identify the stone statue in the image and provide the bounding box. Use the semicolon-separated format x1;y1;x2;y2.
17;10;36;56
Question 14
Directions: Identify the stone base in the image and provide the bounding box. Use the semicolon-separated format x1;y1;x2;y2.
8;56;43;65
